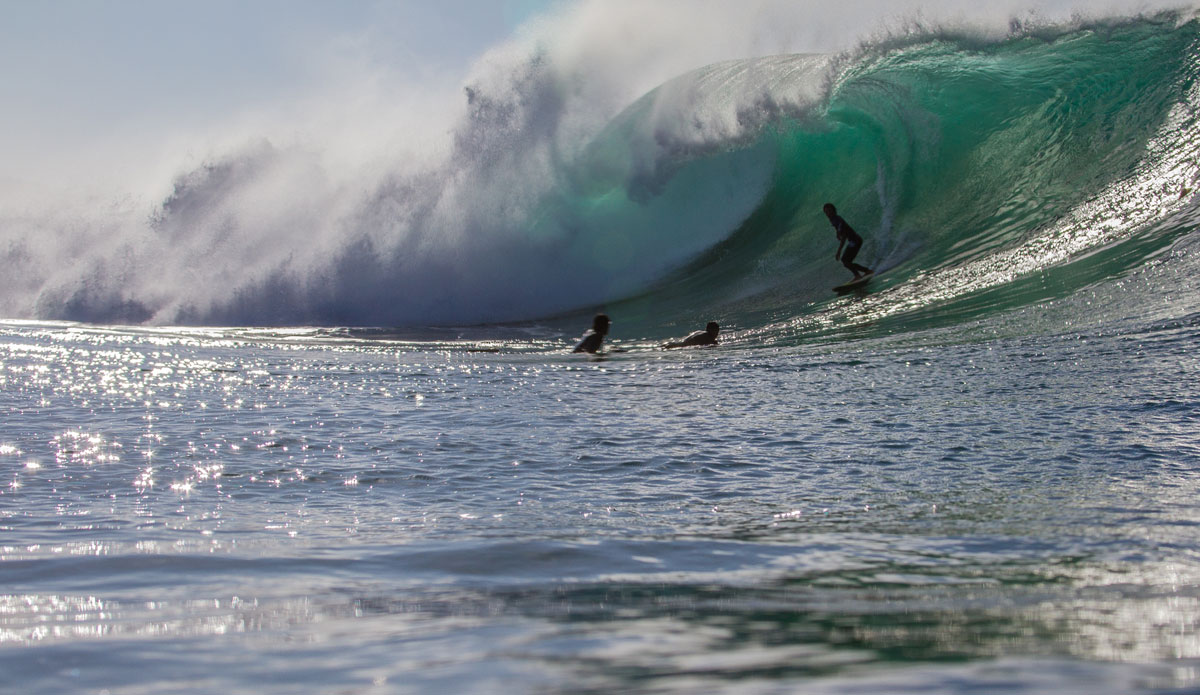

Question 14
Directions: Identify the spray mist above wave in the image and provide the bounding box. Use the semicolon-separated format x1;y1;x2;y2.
1;0;1197;328
2;2;841;327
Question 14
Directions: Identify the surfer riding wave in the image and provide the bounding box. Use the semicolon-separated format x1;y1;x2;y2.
823;203;873;280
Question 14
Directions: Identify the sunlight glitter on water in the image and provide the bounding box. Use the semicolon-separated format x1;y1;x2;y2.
2;288;1200;693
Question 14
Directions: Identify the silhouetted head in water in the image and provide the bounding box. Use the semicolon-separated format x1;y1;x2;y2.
573;313;610;353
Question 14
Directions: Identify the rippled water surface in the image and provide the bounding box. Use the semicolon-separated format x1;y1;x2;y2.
2;302;1200;694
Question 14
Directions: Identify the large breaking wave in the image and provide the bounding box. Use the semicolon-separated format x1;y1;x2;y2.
2;4;1199;338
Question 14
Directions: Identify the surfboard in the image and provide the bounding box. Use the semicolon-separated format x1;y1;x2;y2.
833;272;874;293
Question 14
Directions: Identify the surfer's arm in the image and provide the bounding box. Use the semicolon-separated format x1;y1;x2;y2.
664;331;715;349
835;238;845;260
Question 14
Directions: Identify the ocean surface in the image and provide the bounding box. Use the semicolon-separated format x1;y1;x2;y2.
4;11;1200;695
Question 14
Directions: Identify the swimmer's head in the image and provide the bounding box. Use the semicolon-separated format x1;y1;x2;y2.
706;321;720;336
593;314;610;334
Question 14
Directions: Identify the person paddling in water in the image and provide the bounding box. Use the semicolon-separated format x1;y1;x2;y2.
823;203;873;280
573;313;610;353
663;321;720;349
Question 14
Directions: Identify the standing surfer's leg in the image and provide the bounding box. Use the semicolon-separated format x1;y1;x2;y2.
842;243;868;278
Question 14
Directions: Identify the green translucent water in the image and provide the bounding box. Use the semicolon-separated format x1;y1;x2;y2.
595;17;1200;342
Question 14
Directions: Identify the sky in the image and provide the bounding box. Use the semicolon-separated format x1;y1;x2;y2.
0;0;561;189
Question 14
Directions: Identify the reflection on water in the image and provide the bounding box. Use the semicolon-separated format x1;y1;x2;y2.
4;564;1198;692
1;312;1199;693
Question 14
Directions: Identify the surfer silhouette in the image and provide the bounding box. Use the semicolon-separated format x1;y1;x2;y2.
663;321;720;349
823;203;873;279
573;313;610;353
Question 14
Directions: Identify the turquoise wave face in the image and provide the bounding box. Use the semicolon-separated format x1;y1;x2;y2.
588;16;1200;342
